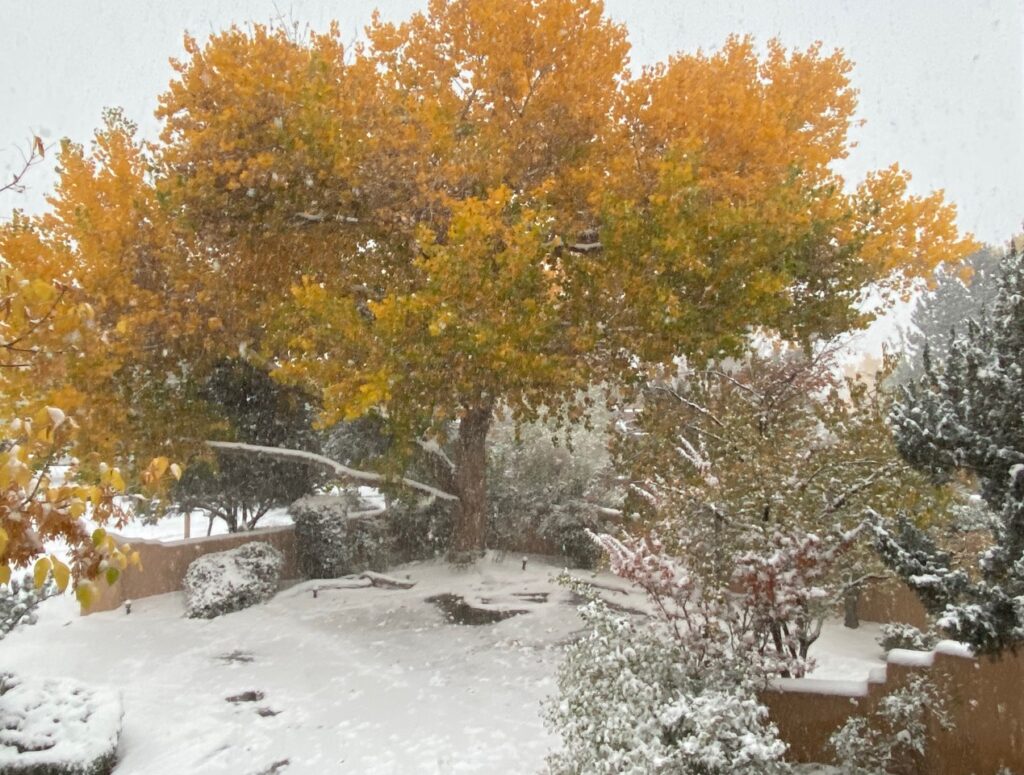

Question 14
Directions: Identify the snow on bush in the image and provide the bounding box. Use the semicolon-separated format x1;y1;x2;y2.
544;528;821;774
487;405;621;568
290;493;391;578
877;623;937;653
0;573;58;640
828;674;952;775
544;595;789;775
0;673;123;775
183;541;283;619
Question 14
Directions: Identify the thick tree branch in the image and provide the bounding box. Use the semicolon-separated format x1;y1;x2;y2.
206;440;459;501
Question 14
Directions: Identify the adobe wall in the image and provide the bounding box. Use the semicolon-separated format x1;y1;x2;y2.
764;644;1024;774
84;525;298;614
857;578;930;630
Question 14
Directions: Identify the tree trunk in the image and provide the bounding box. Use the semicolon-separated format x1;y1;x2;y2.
448;404;492;561
844;584;861;629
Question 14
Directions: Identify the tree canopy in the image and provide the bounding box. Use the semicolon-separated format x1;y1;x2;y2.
3;0;976;555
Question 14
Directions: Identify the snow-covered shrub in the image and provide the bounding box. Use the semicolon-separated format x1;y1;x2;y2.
0;673;123;775
828;674;952;775
877;623;937;653
183;541;283;618
545;595;789;775
595;529;862;678
612;350;951;634
487;406;620;567
386;496;452;562
290;493;391;578
0;573;57;640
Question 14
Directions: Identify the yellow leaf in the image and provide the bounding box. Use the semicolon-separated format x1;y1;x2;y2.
52;557;71;591
0;528;7;557
33;557;51;588
91;528;107;547
149;456;170;481
0;566;10;585
110;469;126;493
75;582;96;609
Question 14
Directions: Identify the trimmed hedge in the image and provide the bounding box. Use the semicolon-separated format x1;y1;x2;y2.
183;541;283;618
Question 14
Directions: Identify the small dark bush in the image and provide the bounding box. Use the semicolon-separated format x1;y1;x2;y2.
290;494;392;578
877;622;938;652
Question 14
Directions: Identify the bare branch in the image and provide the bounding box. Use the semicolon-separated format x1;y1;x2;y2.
1;136;47;196
649;384;725;428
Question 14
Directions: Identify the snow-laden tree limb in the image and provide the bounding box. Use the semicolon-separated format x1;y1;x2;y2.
293;211;360;224
206;441;458;501
568;499;623;517
415;438;456;474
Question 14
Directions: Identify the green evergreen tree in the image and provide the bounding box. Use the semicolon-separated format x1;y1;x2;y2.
886;242;1024;654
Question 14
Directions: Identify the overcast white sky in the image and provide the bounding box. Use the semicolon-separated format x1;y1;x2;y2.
1;0;1022;245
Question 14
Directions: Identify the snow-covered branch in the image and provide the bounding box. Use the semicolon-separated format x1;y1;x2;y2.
648;385;725;428
206;441;459;501
569;500;623;517
293;211;360;224
415;438;456;474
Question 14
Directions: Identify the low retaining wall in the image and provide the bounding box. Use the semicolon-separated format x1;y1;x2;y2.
84;526;298;614
764;642;1024;774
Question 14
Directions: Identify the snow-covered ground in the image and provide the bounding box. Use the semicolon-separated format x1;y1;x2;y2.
2;554;888;774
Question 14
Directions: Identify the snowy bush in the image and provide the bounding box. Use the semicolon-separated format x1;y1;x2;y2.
543;528;824;774
0;573;58;640
290;493;392;578
183;541;283;618
386;495;452;562
0;673;123;775
594;529;863;678
877;623;937;653
828;674;952;775
544;596;789;775
487;406;621;567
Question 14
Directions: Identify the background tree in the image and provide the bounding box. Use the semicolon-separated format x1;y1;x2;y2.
885;243;1024;654
613;346;956;626
893;246;1002;383
20;0;974;559
487;396;622;566
170;359;324;532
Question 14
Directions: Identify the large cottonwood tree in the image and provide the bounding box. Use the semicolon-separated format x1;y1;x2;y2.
12;0;974;556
